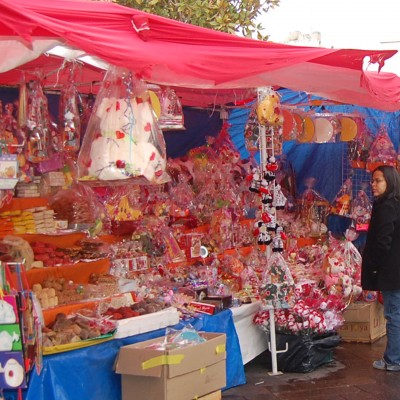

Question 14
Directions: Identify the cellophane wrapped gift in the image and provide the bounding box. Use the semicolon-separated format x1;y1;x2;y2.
59;81;81;153
330;178;352;218
351;189;372;231
77;65;168;184
366;125;397;171
347;118;374;168
25;79;51;163
260;252;295;309
157;87;185;130
49;183;106;228
322;230;362;305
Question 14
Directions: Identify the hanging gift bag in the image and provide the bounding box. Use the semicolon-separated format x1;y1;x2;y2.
330;178;352;218
77;65;169;185
366;125;397;172
59;79;82;154
351;189;372;231
157;87;185;130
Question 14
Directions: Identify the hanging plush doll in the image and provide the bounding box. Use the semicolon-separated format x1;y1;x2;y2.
272;184;287;209
253;219;272;245
259;179;273;204
264;156;278;182
272;226;286;252
265;206;277;231
247;167;262;193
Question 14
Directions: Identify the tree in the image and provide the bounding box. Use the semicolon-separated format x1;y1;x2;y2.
116;0;280;40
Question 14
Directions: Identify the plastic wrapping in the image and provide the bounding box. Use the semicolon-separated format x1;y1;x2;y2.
366;125;397;171
351;189;372;231
25;79;52;163
157;87;185;130
265;331;341;372
330;178;352;218
59;81;81;153
323;230;362;302
77;66;168;184
49;183;106;227
256;87;283;126
260;252;295;309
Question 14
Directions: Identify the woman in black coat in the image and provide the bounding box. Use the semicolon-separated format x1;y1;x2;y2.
362;165;400;371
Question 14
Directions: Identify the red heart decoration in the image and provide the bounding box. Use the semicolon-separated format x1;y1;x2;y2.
116;130;125;139
261;213;271;223
144;123;151;132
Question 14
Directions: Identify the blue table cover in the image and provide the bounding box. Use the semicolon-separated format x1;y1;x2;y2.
5;308;245;400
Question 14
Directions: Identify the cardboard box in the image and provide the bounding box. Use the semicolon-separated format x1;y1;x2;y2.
338;301;386;343
199;390;221;400
115;332;226;400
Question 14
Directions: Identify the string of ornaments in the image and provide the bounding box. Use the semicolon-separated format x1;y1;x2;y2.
246;88;287;252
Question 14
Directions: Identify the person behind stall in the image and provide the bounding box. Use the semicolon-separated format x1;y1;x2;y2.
361;165;400;371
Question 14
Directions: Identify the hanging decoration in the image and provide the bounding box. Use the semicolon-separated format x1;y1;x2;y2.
77;65;168;185
351;188;372;232
59;79;82;154
25;79;51;164
366;125;397;172
330;177;352;218
157;87;185;131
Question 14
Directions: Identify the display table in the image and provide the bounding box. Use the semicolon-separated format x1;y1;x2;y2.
10;309;245;400
231;301;268;364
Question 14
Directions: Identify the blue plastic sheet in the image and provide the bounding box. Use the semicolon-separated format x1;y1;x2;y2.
6;309;245;400
228;88;400;203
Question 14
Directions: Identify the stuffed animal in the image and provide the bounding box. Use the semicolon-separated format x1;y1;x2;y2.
87;95;167;182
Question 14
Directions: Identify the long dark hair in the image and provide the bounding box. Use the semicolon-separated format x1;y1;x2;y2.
373;165;400;201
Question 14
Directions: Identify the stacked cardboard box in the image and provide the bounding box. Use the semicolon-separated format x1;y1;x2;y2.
115;332;226;400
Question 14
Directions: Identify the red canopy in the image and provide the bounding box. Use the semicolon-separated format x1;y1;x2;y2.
1;0;400;111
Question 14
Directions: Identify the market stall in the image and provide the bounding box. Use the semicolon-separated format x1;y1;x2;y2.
0;0;399;399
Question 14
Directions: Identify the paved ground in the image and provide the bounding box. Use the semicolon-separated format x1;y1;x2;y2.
222;336;400;399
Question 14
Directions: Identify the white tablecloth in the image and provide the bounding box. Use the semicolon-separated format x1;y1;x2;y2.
231;300;269;364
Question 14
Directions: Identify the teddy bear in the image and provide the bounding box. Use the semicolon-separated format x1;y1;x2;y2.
86;94;167;183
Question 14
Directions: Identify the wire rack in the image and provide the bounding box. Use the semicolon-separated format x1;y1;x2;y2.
341;146;372;201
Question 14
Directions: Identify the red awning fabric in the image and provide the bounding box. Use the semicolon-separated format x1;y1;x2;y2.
1;0;400;111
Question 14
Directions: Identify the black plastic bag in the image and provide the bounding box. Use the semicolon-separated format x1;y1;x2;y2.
265;331;341;373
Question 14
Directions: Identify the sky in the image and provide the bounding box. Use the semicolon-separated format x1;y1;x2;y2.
259;0;400;74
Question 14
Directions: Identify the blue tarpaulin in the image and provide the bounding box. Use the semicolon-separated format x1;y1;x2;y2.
5;309;245;400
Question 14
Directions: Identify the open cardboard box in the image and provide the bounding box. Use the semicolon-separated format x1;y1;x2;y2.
115;332;226;400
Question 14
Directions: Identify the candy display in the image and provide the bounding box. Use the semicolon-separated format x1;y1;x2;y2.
0;74;396;378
